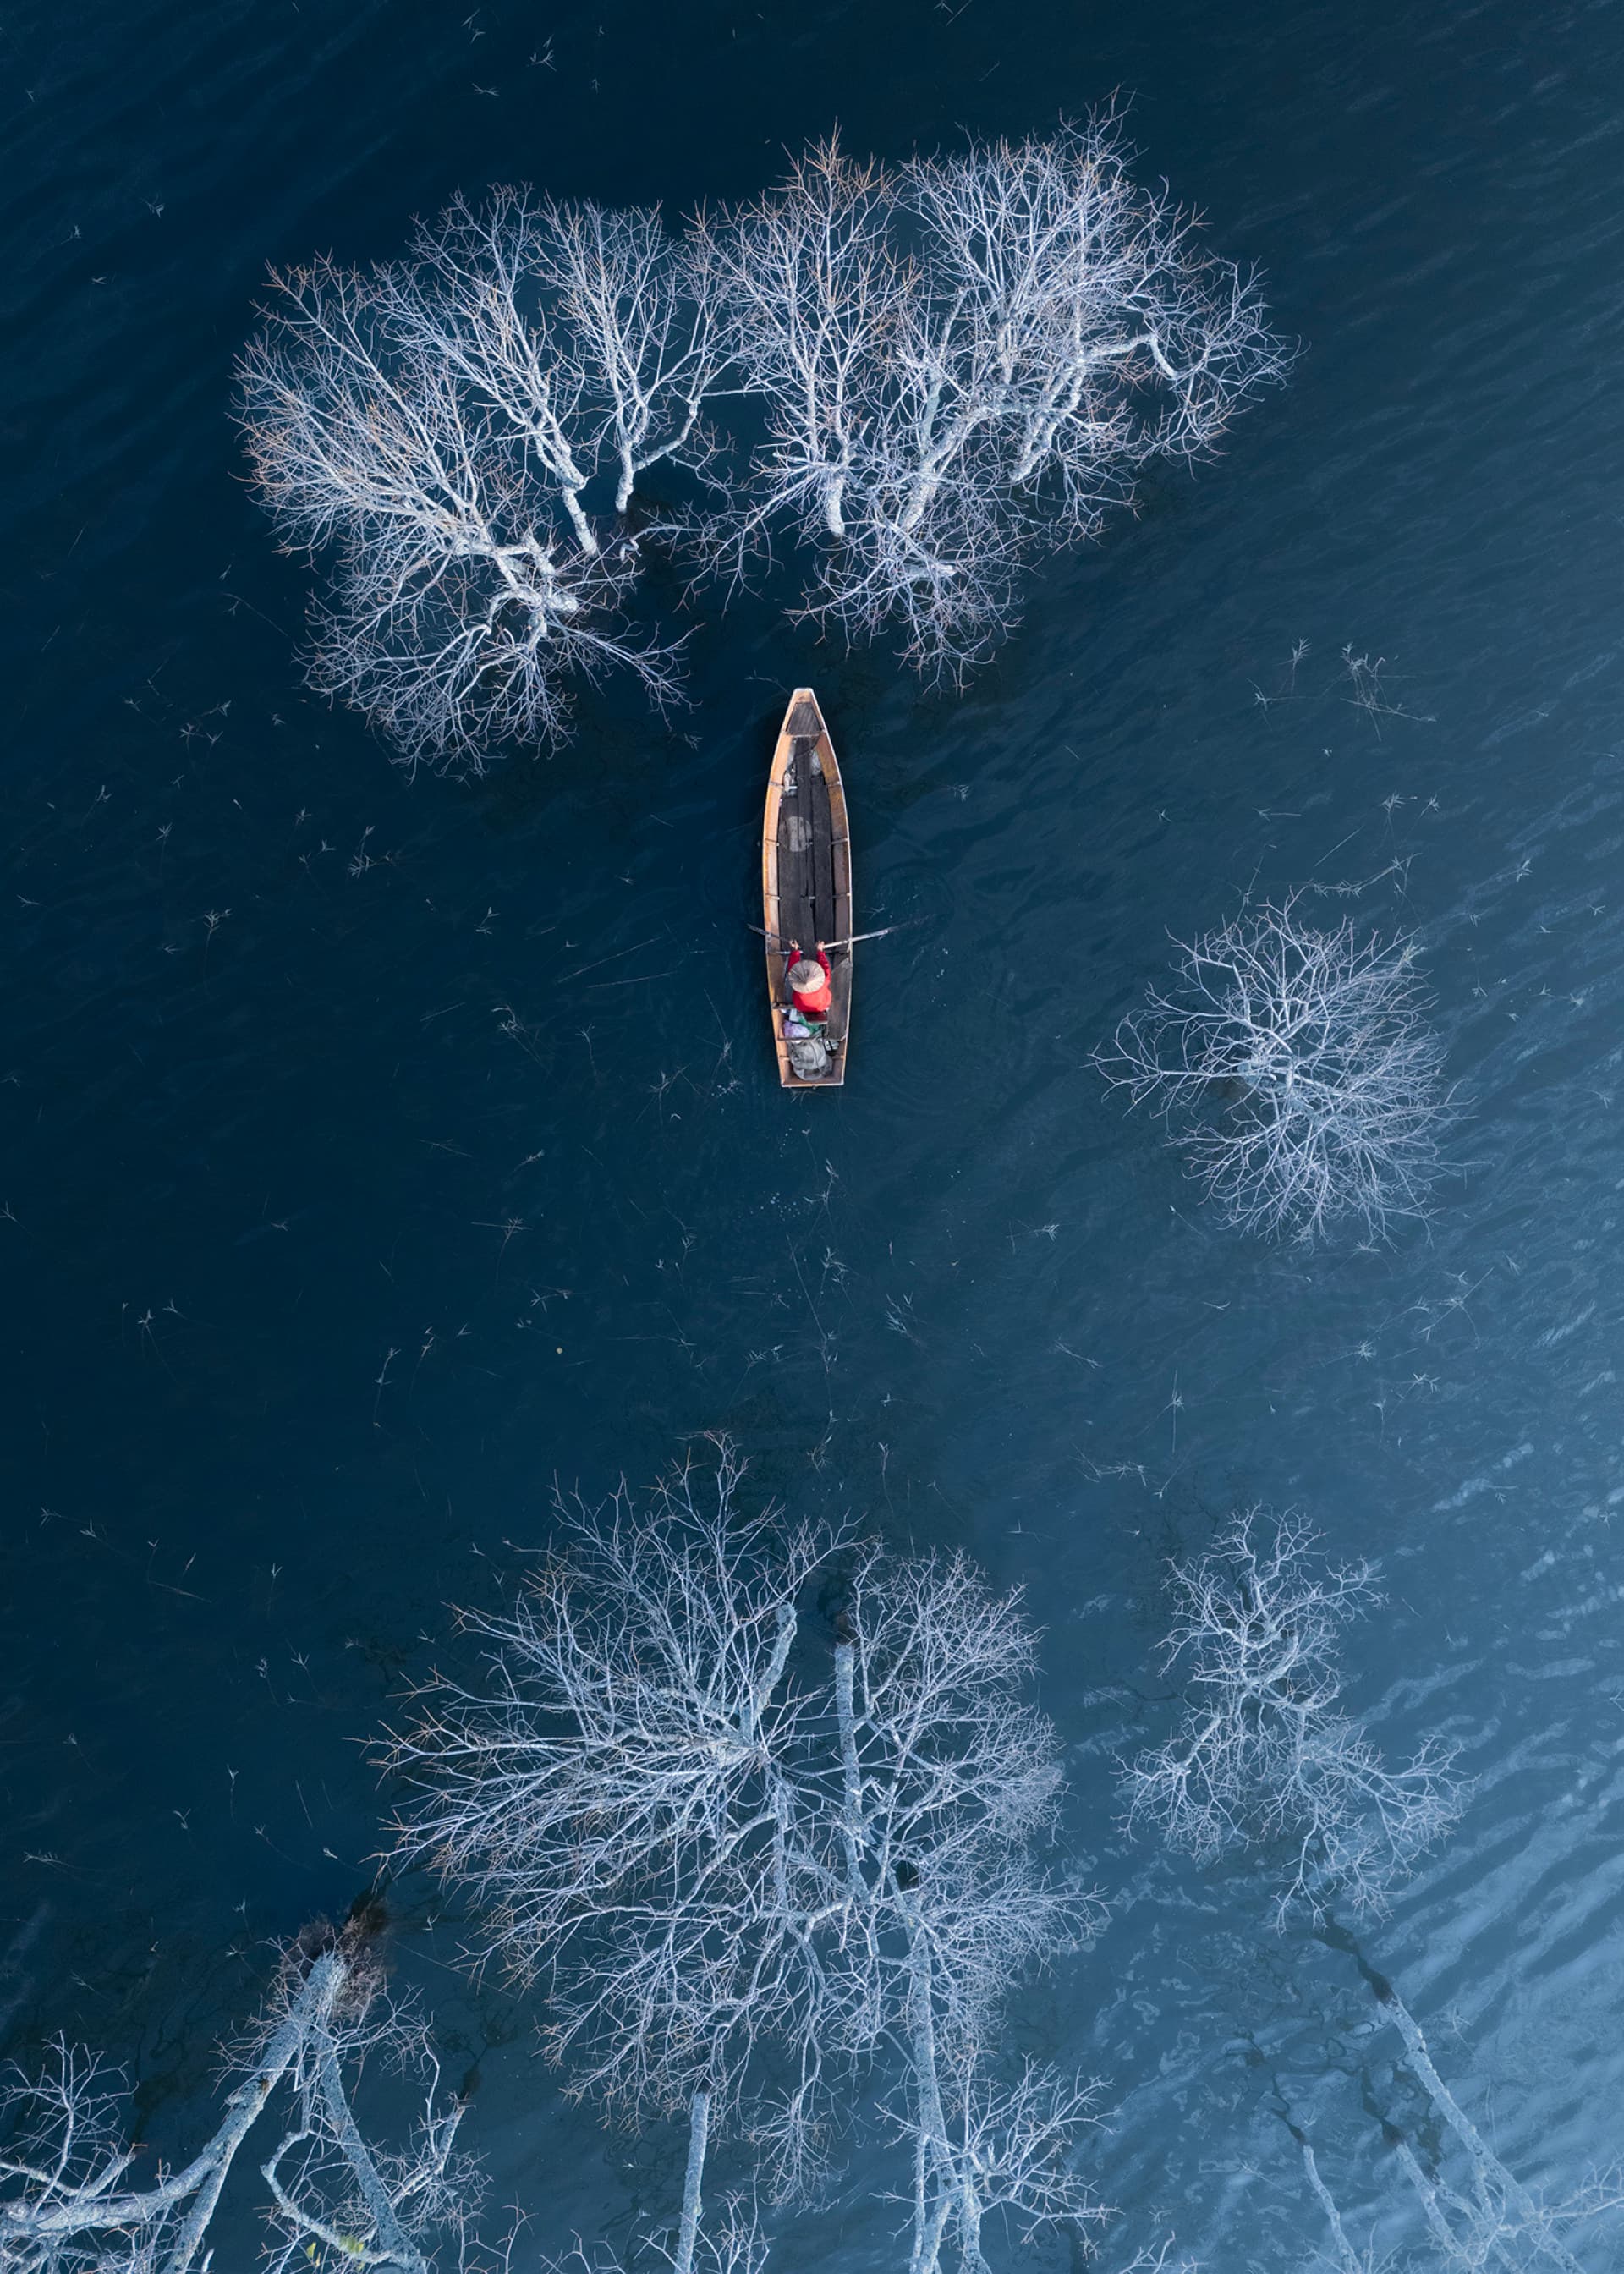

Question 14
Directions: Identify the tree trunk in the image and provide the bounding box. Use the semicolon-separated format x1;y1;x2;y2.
310;2024;431;2273
560;486;599;556
900;1899;953;2274
672;2089;711;2274
161;1952;344;2274
832;1641;867;1892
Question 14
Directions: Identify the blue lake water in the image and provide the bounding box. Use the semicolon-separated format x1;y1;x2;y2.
7;0;1624;2264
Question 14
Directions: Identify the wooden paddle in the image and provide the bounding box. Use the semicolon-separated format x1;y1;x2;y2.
751;918;925;953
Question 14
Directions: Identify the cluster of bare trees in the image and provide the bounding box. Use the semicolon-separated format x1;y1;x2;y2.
239;118;1284;770
1095;900;1450;1244
381;1441;1108;2273
10;1454;1599;2274
0;1914;495;2274
2;1447;1127;2274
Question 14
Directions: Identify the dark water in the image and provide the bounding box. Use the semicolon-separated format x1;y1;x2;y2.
8;0;1624;2264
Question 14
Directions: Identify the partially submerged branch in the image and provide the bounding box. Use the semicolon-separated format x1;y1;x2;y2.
0;1920;490;2274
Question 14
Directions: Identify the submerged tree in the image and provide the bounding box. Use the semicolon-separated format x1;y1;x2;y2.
240;120;1283;766
387;1449;838;2115
707;120;1286;680
1285;1968;1615;2274
383;1442;845;2269
384;1441;1104;2274
1095;901;1449;1244
0;1915;491;2274
1123;1512;1466;1926
236;191;721;774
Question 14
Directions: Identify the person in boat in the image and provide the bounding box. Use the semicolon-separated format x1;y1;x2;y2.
786;941;832;1029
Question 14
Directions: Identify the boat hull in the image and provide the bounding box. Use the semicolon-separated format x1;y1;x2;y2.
762;688;852;1089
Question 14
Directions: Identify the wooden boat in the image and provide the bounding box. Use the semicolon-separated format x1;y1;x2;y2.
762;687;852;1089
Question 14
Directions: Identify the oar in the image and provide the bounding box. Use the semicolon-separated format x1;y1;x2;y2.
751;918;925;952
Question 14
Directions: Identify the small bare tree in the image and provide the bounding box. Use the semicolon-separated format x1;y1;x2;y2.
1123;1513;1466;1926
0;1919;490;2274
884;2057;1107;2274
542;2195;768;2274
1095;902;1449;1244
706;120;1286;679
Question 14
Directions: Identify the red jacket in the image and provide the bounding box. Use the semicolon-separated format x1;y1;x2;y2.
790;945;831;1018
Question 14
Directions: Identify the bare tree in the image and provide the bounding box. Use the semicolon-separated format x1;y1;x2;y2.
383;1441;848;2256
1123;1513;1466;1926
0;1919;490;2274
1095;901;1449;1244
237;213;707;772
706;120;1286;679
385;1448;1106;2271
822;1547;1106;2271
